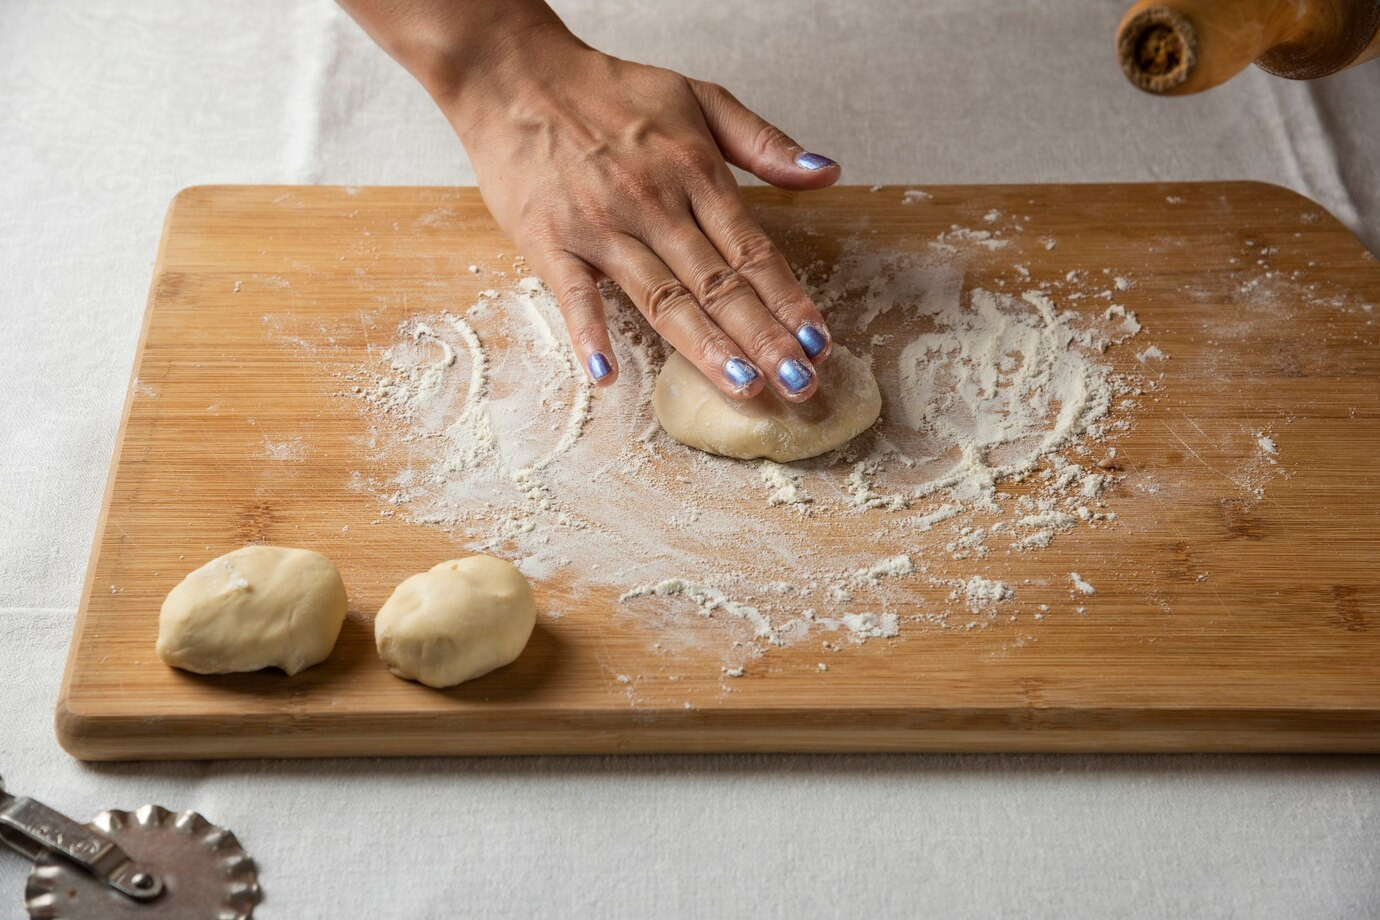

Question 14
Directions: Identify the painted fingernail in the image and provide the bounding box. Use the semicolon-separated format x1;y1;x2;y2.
724;357;759;390
587;352;612;382
794;152;837;171
795;323;830;358
778;358;814;394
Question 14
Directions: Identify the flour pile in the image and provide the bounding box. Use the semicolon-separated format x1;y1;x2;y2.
345;233;1149;655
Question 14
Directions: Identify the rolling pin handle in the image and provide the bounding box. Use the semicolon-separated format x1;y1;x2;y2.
1118;0;1380;95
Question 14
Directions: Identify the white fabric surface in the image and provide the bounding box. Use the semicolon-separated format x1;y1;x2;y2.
2;1;1378;916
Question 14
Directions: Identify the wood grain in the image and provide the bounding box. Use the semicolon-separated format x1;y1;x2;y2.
57;183;1380;759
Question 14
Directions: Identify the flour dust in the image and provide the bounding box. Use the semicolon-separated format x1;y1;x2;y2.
342;230;1156;660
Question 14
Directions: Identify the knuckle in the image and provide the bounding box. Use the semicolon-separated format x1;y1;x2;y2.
606;162;662;204
748;326;792;361
771;292;821;323
725;231;780;274
687;328;726;365
668;144;717;177
586;212;625;242
653;66;688;89
570;321;608;352
751;122;790;160
667;71;703;101
643;278;697;325
700;81;729;101
555;280;598;315
696;267;752;312
624;173;664;205
518;214;563;249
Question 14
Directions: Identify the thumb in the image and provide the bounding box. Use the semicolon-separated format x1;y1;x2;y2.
690;80;840;190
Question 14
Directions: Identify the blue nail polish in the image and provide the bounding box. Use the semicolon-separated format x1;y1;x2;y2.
794;151;837;171
778;358;814;394
795;324;829;358
587;352;612;381
724;357;759;389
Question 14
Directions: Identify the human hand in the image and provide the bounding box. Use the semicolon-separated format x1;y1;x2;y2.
439;26;841;401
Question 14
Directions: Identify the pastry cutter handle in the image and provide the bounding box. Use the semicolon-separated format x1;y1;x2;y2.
0;774;163;901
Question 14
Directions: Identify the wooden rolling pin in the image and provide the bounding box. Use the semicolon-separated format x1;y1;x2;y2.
1117;0;1380;94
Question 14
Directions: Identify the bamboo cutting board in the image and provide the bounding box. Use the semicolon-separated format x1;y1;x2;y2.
58;183;1380;759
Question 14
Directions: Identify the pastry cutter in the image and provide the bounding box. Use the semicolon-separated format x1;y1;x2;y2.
0;771;260;918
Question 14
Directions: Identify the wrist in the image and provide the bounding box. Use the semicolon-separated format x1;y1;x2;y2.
342;0;581;118
424;17;586;132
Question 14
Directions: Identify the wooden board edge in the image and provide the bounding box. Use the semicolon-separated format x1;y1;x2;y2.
54;187;194;757
1225;179;1377;257
56;708;1380;761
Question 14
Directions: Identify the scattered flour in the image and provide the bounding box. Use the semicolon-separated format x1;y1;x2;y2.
961;576;1013;610
1137;345;1167;363
344;232;1155;667
620;579;774;639
837;612;901;639
263;436;306;461
760;461;812;509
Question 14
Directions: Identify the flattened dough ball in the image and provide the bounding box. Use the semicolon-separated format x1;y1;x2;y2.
157;545;347;676
375;555;537;689
653;344;882;461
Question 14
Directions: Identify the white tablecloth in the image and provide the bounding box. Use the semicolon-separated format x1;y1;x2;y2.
2;2;1378;916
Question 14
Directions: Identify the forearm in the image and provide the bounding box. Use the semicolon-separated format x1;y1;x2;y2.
336;0;579;111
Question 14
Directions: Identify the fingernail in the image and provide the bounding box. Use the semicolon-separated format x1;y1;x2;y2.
587;352;612;382
795;323;830;358
794;151;837;171
778;358;814;394
724;357;759;390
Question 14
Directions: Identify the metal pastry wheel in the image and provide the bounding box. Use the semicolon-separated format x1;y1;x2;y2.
0;773;260;919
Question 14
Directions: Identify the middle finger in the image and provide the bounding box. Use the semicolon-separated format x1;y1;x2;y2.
645;210;818;402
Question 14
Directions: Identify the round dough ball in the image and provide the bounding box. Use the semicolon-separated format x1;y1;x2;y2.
375;555;536;689
653;344;882;461
157;545;347;676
